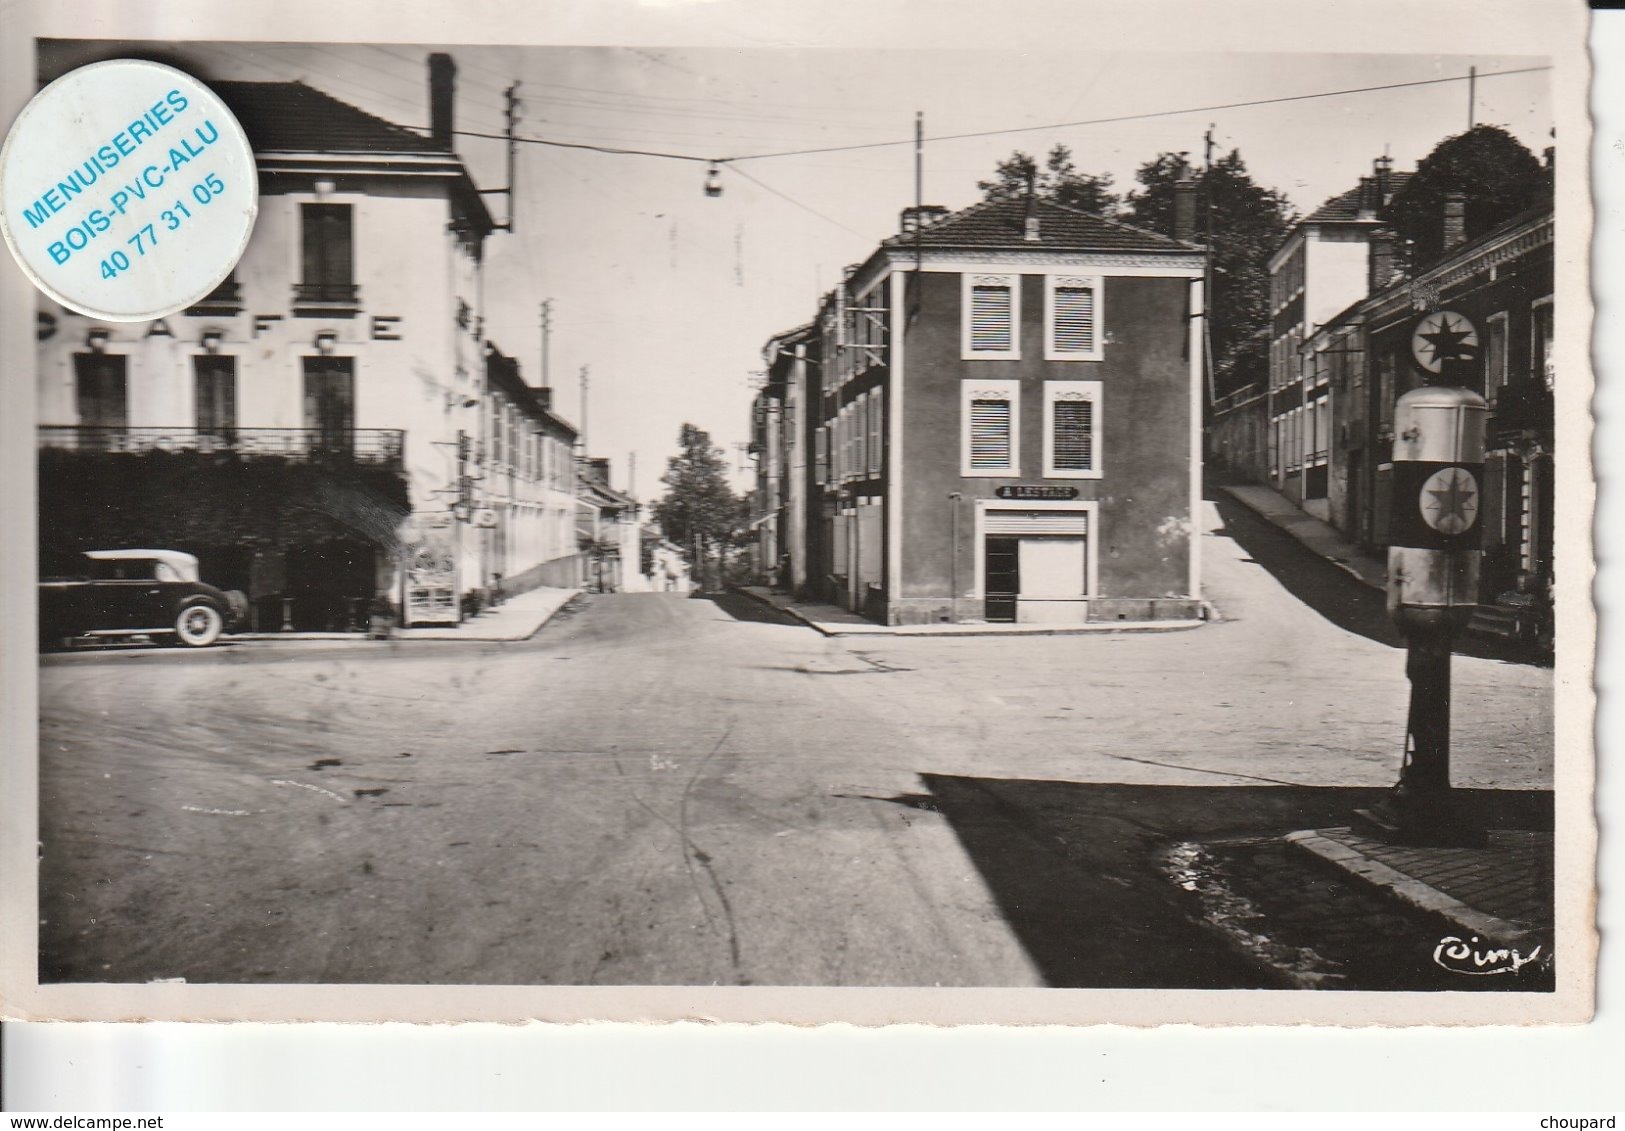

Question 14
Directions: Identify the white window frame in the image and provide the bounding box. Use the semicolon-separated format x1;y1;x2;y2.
1044;274;1104;361
961;273;1020;360
1043;379;1103;479
961;379;1021;478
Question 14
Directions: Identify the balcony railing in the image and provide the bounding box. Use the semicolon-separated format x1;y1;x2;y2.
39;426;405;466
186;277;243;315
292;282;361;316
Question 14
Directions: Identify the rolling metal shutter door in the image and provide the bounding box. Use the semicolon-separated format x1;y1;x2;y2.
983;511;1089;536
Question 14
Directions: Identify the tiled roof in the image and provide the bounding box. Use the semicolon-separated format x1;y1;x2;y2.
213;81;439;155
1304;172;1414;223
880;198;1197;253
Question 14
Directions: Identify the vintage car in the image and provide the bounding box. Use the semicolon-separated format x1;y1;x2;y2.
39;549;248;648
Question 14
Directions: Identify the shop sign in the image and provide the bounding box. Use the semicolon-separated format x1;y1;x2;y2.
995;485;1079;500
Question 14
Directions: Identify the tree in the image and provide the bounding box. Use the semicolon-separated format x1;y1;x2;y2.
1123;149;1295;394
1384;125;1547;271
978;144;1119;216
653;424;741;580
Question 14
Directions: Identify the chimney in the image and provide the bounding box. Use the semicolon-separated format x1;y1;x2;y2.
1172;173;1198;243
1368;227;1398;292
1442;191;1467;251
534;387;552;412
1374;154;1394;204
1356;176;1378;221
587;457;611;485
900;205;948;235
429;53;456;151
1022;169;1040;242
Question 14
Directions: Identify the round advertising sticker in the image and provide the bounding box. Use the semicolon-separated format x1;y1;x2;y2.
0;59;258;321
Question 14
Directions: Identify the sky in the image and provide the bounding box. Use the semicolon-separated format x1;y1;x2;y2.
42;42;1554;498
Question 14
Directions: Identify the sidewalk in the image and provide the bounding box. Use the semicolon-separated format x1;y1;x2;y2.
1219;484;1388;590
237;585;580;643
731;585;1205;638
1287;825;1553;949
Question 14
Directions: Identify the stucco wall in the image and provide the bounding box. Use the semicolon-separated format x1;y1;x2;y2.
896;269;1196;611
34;178;533;605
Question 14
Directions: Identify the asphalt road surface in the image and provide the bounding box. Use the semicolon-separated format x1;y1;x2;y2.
37;501;1553;987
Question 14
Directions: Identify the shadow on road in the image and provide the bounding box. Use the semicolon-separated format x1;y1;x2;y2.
909;773;1553;991
691;590;803;626
1209;493;1543;666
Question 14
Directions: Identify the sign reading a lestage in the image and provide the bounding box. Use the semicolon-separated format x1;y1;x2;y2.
995;485;1080;501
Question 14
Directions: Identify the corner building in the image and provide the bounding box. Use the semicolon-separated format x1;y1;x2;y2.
781;197;1206;626
35;54;580;629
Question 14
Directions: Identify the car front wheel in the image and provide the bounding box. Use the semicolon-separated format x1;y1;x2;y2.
174;603;224;647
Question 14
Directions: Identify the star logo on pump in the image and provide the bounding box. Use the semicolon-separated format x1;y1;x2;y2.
1419;466;1479;536
1411;310;1479;374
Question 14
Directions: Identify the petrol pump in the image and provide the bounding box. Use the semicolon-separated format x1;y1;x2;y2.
1354;309;1489;847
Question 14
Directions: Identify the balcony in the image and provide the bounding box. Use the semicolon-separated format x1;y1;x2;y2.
292;282;361;318
186;277;243;316
39;426;404;467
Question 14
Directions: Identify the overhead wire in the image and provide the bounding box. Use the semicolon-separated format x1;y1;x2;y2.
438;64;1551;166
722;164;871;241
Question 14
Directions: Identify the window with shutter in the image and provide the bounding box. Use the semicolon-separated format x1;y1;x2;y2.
961;379;1020;476
1485;312;1509;393
854;395;867;478
297;203;358;309
970;400;1010;467
1044;380;1102;478
868;389;883;475
1046;275;1103;360
962;274;1019;359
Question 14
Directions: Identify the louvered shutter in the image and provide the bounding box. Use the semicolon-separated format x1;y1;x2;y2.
1053;283;1095;353
969;398;1013;470
970;284;1013;352
1053;399;1094;471
868;390;882;475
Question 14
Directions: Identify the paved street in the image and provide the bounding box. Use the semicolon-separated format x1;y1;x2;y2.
38;499;1553;987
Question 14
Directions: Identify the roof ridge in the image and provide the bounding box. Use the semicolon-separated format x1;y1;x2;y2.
1034;196;1196;249
214;77;435;152
880;194;1198;253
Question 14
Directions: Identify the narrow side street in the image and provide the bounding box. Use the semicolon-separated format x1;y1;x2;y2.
37;500;1552;987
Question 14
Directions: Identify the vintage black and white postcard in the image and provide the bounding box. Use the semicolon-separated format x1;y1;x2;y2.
0;0;1596;1028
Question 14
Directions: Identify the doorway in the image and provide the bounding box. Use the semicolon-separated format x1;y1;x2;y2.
980;505;1094;624
984;536;1019;623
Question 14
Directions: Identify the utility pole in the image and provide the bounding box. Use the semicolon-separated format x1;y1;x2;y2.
1201;124;1217;409
539;299;552;391
504;83;520;232
629;451;637;499
1468;65;1477;130
479;82;522;232
913;110;924;320
578;364;590;454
